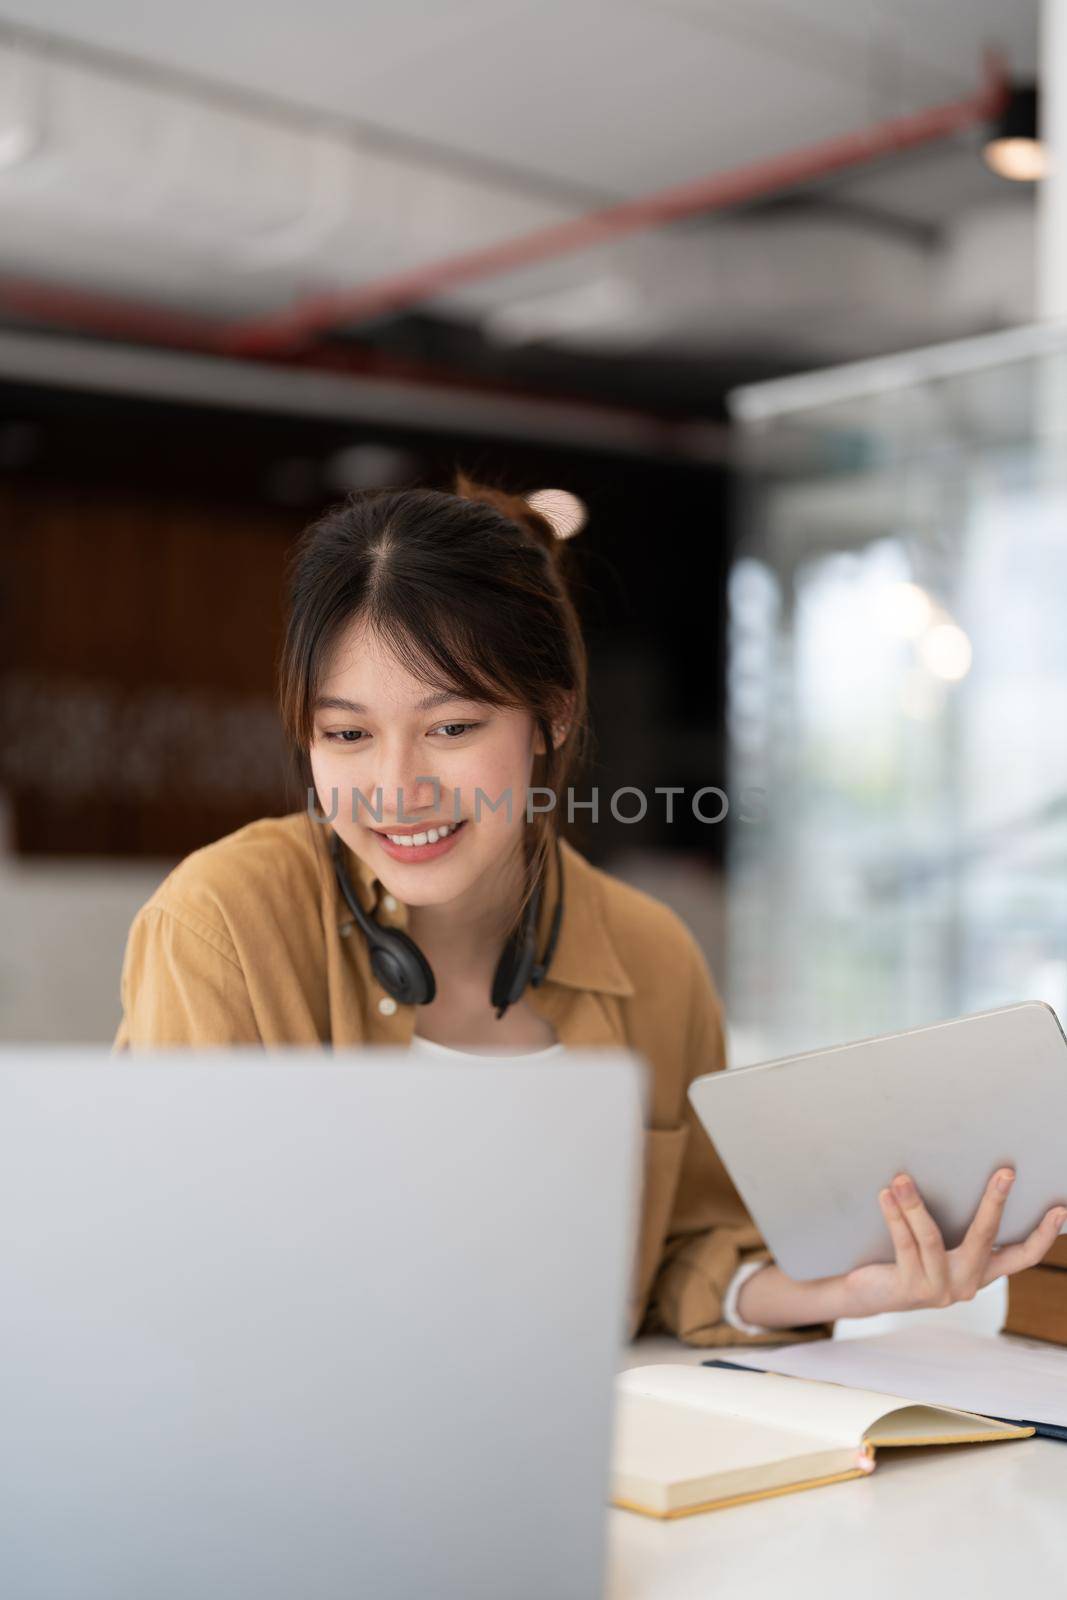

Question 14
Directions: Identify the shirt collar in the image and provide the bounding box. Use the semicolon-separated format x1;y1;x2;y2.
328;827;634;999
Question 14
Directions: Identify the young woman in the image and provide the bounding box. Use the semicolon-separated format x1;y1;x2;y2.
114;475;1067;1346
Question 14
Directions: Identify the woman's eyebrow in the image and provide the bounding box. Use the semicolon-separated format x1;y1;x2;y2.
313;691;472;715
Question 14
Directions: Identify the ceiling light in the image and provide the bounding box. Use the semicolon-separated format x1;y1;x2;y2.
881;582;934;641
526;489;588;539
983;84;1048;182
918;621;973;682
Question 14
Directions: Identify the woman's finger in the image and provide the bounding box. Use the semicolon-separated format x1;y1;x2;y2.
954;1167;1015;1277
891;1174;949;1297
879;1186;921;1276
982;1204;1067;1286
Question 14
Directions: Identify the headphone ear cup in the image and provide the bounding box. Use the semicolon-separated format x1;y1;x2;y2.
330;830;437;1006
367;926;437;1007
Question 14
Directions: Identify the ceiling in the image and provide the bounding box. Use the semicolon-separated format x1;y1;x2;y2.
0;0;1044;420
0;0;1039;194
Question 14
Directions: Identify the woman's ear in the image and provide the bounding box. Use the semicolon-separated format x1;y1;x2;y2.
552;690;576;750
533;692;575;755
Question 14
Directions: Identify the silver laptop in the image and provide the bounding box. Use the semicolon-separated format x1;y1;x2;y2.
0;1047;642;1600
689;1001;1067;1280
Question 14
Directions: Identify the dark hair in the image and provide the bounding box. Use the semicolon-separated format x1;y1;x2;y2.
278;471;589;936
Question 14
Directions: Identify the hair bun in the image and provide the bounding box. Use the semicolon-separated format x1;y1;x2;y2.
452;471;582;554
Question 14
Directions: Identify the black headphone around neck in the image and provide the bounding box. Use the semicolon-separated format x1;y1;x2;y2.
329;829;565;1019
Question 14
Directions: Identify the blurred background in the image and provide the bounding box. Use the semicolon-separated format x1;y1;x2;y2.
0;0;1061;1116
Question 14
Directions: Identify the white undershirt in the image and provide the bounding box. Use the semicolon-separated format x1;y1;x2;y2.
405;1032;767;1334
408;1032;566;1059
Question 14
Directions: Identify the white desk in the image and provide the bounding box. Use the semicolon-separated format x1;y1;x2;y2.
607;1336;1067;1599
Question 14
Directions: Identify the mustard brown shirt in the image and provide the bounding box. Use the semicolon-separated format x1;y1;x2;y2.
113;810;831;1348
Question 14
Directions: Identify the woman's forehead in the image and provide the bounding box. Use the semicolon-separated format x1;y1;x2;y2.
316;614;515;716
320;620;433;694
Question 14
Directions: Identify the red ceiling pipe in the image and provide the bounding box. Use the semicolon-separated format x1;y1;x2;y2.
223;52;1010;359
0;276;229;353
0;274;694;430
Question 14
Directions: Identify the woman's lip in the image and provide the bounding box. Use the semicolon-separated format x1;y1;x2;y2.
372;818;467;863
371;821;462;836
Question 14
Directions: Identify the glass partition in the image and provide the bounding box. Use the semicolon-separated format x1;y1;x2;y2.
726;326;1067;1063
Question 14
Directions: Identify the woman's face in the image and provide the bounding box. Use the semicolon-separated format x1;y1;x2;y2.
309;618;542;908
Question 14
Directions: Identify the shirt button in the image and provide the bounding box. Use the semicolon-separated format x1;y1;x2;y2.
382;894;398;912
378;996;398;1016
340;922;354;937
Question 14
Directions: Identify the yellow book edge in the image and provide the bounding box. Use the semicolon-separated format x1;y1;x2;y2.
868;1425;1033;1447
613;1462;871;1520
613;1423;1035;1521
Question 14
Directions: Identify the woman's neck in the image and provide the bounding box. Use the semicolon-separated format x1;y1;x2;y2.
405;842;527;983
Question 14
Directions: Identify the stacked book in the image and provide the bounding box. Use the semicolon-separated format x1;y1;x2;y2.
1005;1235;1067;1345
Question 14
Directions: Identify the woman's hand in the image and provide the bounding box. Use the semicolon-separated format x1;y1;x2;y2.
733;1167;1067;1330
836;1167;1067;1320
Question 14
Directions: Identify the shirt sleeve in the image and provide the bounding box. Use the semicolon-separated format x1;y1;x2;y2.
721;1258;775;1335
113;901;262;1050
642;934;834;1347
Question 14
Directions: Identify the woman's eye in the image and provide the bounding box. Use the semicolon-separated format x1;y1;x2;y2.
323;729;367;744
432;722;480;739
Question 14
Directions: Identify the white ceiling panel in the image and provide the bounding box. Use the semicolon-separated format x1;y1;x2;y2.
0;0;1039;196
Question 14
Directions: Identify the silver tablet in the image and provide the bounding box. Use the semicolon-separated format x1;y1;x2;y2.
688;1001;1067;1281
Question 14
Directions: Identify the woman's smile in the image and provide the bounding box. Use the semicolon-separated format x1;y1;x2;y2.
371;817;468;863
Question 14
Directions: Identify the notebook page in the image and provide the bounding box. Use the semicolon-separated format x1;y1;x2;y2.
727;1327;1067;1429
618;1363;936;1448
866;1405;1029;1445
613;1393;846;1483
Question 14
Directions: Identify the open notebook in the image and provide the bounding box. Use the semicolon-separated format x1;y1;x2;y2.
612;1364;1033;1519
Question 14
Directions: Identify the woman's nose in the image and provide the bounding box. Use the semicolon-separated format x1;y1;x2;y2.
373;749;440;820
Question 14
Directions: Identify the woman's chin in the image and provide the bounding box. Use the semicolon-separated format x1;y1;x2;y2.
381;871;475;910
